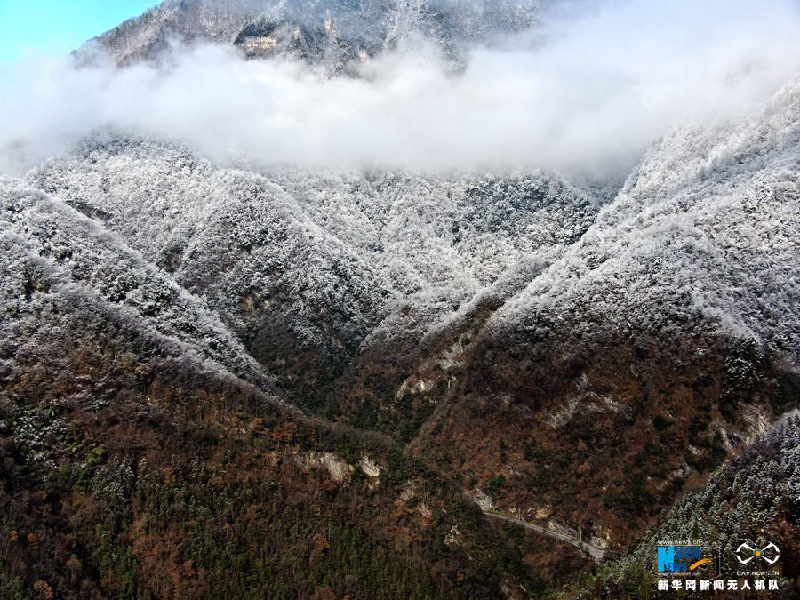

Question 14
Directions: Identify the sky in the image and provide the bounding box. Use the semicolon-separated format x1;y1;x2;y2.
0;0;159;62
0;0;798;178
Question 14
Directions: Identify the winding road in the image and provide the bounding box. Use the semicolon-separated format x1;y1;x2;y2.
483;511;606;562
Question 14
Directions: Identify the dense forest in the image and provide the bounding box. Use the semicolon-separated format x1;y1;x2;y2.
1;0;798;597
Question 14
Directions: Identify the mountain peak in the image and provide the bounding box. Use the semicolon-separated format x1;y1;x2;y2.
85;0;543;67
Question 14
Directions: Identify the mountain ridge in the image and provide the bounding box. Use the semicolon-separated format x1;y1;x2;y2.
1;1;797;596
84;0;546;68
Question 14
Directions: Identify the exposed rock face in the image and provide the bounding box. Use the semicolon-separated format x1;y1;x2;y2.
359;455;382;478
296;451;354;483
472;488;494;511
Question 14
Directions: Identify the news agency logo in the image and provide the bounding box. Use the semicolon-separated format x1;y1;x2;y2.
658;546;714;573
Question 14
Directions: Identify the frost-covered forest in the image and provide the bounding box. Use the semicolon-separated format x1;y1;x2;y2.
587;413;799;598
1;65;798;600
0;0;798;597
492;76;799;356
12;75;797;397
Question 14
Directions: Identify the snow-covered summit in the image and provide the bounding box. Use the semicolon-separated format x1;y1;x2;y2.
86;0;544;67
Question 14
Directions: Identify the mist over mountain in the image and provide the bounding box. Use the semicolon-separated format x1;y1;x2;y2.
1;0;798;178
0;0;798;597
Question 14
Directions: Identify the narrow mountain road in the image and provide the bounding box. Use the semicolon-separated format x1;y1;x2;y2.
483;511;606;562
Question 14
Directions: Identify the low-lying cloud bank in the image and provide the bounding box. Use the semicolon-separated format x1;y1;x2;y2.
1;0;798;178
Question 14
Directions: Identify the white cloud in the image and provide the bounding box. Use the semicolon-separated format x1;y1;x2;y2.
0;0;798;178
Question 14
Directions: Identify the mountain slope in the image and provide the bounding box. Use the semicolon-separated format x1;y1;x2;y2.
86;0;544;68
1;2;798;596
493;76;800;355
585;412;799;598
0;176;278;394
407;77;799;550
85;0;264;65
14;77;799;553
0;179;556;600
28;136;599;414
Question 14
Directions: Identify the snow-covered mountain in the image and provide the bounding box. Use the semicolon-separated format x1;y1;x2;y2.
23;134;599;408
408;75;798;549
0;175;279;395
493;75;800;356
1;0;798;596
87;0;544;68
